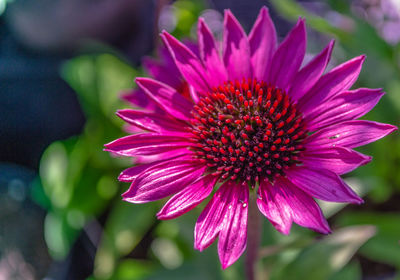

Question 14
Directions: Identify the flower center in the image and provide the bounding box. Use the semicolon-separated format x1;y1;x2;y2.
189;79;307;185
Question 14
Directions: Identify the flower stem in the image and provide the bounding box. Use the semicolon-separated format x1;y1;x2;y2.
245;191;262;280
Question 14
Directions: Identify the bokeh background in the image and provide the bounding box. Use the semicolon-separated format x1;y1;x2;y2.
0;0;400;279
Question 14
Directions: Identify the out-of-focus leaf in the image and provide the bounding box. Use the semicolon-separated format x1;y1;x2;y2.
111;259;154;280
93;201;158;279
270;0;394;63
62;54;136;120
270;226;375;280
337;212;400;268
151;237;183;269
44;212;78;259
270;0;350;41
171;0;204;37
329;261;361;280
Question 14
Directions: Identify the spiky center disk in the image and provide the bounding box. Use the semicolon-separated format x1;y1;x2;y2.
189;79;307;185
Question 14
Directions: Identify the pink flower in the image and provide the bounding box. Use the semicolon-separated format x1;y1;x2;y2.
105;7;397;269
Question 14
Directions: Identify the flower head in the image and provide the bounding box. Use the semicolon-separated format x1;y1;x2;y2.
105;7;397;269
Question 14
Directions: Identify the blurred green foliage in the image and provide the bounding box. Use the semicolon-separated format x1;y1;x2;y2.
32;0;400;279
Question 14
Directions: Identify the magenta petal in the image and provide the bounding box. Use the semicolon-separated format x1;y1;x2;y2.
286;166;363;204
133;148;192;165
104;133;194;156
157;174;218;220
122;159;205;203
117;109;188;134
289;40;334;102
257;177;331;234
305;88;385;130
223;10;252;81
121;89;161;112
136;77;192;121
248;6;277;81
301;146;371;175
198;18;228;87
305;120;397;149
267;18;306;90
194;180;245;252
257;180;292;235
142;57;182;90
161;31;210;94
118;162;157;182
218;181;248;269
298;55;365;114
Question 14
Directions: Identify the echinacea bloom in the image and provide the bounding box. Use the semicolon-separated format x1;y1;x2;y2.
105;7;397;269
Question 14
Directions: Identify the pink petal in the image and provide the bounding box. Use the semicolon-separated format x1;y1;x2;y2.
218;181;248;269
289;40;334;102
305;88;385;130
121;89;161;112
142;57;182;90
118;162;157;182
298;55;365;115
267;18;306;90
136;77;193;121
305;120;397;149
257;177;331;235
198;18;228;87
161;31;210;94
223;10;251;81
248;6;277;81
286;166;363;204
133;148;192;165
301;146;371;175
116;109;187;134
194;180;244;252
119;152;191;181
104;133;194;156
122;159;205;203
157;174;218;220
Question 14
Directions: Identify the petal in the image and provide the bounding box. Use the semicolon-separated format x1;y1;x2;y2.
161;31;210;94
248;6;277;81
122;159;205;203
257;177;331;234
286;166;363;204
195;180;241;251
119;153;191;182
289;40;334;102
136;77;193;121
223;10;251;80
267;18;306;90
121;89;161;112
118;162;156;182
301;146;371;175
198;18;228;87
257;180;292;234
218;181;248;269
133;148;192;165
142;57;182;89
305;88;385;130
157;174;218;220
298;55;366;114
304;120;397;149
104;133;194;156
116;109;187;134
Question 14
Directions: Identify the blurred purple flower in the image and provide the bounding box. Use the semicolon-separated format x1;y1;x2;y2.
106;7;396;268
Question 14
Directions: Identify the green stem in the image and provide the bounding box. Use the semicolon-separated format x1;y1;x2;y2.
245;191;262;280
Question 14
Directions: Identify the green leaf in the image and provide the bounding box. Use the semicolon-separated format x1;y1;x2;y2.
270;226;375;280
111;259;154;280
337;212;400;268
93;201;158;279
329;261;361;280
